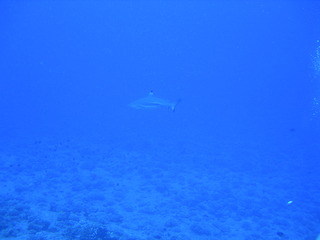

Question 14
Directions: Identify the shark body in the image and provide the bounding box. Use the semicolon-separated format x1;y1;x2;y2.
129;91;180;112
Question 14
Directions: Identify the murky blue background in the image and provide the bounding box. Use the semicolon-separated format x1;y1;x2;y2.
0;1;320;240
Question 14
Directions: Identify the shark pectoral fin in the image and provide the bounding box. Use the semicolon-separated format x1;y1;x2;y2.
171;99;181;112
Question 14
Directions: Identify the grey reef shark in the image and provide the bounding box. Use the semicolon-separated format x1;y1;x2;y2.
129;91;181;112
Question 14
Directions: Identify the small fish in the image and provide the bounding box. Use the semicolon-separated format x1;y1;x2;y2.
129;91;181;112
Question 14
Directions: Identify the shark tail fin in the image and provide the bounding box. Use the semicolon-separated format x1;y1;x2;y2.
171;99;181;112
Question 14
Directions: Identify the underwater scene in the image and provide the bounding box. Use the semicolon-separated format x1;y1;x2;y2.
0;1;320;240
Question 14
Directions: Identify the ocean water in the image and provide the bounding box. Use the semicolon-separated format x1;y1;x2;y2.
0;1;320;240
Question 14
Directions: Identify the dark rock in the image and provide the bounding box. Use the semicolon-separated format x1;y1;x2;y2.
2;228;19;237
190;223;211;236
27;232;48;240
65;224;121;240
28;218;50;232
164;219;179;228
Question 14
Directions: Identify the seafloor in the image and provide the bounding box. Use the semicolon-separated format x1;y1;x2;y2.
0;136;319;240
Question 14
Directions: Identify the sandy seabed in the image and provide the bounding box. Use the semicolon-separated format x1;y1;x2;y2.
0;137;319;240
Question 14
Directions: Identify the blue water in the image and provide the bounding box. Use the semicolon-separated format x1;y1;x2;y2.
1;1;320;240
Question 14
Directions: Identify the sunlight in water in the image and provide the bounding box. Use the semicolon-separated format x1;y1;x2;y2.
312;41;320;119
312;97;320;118
314;43;320;75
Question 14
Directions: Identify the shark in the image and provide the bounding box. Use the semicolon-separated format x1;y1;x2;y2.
129;91;181;112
